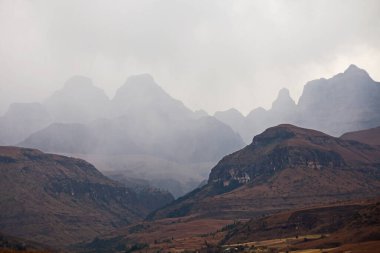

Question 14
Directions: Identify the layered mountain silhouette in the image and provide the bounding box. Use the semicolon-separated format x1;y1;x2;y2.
19;74;244;164
0;146;173;247
0;74;244;197
44;75;110;123
2;65;380;198
150;124;380;220
215;65;380;143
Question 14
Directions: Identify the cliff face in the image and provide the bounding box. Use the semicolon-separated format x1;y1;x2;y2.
150;124;380;220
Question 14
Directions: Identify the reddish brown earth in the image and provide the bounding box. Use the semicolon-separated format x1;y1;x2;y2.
0;232;55;253
76;217;234;252
341;125;380;146
223;198;380;244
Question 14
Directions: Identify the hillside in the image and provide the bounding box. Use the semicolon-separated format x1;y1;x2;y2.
0;232;55;253
341;126;380;146
150;124;380;220
0;146;173;247
222;199;380;252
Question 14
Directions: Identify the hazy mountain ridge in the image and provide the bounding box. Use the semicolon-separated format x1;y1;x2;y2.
0;74;243;197
18;75;244;163
215;65;380;143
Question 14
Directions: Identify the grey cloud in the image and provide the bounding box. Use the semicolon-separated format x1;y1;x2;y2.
0;0;379;115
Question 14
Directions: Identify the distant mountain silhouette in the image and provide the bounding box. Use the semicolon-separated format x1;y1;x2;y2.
21;74;244;163
110;74;193;120
44;75;110;123
216;65;380;143
0;146;173;247
10;74;243;197
297;64;380;135
150;124;380;220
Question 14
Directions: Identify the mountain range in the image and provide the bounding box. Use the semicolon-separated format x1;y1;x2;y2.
1;64;380;199
0;74;244;197
215;64;380;143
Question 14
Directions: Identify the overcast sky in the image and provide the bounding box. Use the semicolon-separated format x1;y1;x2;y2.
1;0;380;115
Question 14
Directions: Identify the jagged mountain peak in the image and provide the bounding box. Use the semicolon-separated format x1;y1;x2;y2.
271;88;296;111
111;73;193;119
49;75;108;98
44;76;109;123
115;73;164;97
344;64;369;76
278;87;291;97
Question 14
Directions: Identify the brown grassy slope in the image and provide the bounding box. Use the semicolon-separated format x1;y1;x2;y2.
341;125;380;146
75;216;233;253
0;146;149;247
0;232;56;253
222;198;380;248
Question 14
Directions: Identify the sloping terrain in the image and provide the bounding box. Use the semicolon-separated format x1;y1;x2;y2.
221;199;380;252
74;199;380;253
150;124;380;220
0;232;55;253
341;126;380;146
0;146;173;247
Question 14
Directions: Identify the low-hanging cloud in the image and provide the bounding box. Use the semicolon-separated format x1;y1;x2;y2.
0;0;380;115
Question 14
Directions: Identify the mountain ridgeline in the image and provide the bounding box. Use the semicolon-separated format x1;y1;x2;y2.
215;65;380;143
150;124;380;220
15;74;244;163
1;65;380;198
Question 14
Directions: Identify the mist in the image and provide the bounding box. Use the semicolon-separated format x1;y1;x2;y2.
1;0;380;115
